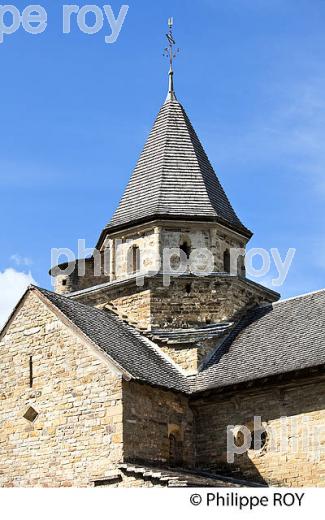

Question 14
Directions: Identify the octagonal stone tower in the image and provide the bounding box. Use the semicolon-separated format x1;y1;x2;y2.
51;64;279;346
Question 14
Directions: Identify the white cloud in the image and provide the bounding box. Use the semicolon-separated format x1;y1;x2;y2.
0;268;37;329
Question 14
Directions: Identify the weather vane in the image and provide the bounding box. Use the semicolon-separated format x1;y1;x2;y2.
163;17;180;72
163;17;179;101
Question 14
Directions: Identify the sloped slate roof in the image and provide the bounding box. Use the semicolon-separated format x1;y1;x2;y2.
33;287;325;394
104;99;251;237
117;463;259;487
36;287;188;393
194;289;325;392
147;322;233;345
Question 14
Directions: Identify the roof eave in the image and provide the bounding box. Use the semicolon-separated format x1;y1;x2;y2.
96;214;252;249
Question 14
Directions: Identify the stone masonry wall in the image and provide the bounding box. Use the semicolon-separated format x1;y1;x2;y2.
111;228;160;281
0;291;123;487
94;221;247;293
73;275;277;333
1;292;324;487
53;256;110;296
161;223;247;275
160;224;247;275
72;274;277;375
192;376;325;486
122;380;195;468
159;337;218;374
73;283;151;331
149;276;276;329
108;290;151;330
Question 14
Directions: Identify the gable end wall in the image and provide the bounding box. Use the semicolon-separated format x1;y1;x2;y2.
0;291;123;487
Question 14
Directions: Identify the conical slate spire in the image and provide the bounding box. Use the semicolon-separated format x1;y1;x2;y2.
103;98;251;238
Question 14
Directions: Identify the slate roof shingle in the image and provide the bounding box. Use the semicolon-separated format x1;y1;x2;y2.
194;289;325;392
117;463;260;487
104;99;251;238
35;287;325;395
37;287;189;393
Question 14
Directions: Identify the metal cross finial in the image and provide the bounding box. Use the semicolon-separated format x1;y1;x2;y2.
163;17;179;101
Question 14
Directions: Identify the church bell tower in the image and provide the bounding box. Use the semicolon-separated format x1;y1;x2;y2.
51;19;279;373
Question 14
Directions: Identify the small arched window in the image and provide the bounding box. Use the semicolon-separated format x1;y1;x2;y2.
223;249;230;273
239;254;246;277
128;245;140;274
233;422;268;452
249;429;268;451
180;241;191;258
169;433;183;467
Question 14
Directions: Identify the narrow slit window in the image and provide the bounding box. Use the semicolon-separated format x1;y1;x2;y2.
223;249;231;273
169;433;183;467
180;241;191;257
29;355;33;388
128;245;140;274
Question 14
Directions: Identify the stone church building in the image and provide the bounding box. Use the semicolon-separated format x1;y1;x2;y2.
1;63;325;487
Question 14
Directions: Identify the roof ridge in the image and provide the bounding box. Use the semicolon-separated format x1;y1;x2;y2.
178;103;242;227
3;284;325;396
101;302;189;379
35;286;190;392
197;313;254;374
156;100;176;214
33;287;131;378
176;102;215;212
272;287;325;306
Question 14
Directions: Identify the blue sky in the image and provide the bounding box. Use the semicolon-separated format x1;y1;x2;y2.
1;0;325;322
